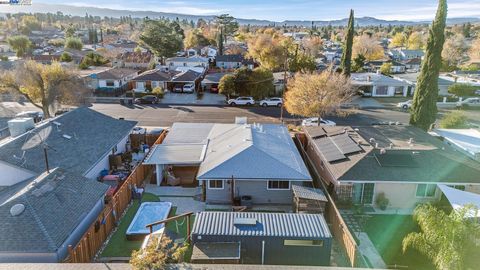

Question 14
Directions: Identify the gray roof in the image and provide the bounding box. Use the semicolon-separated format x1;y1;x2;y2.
132;69;173;82
0;107;137;176
393;72;454;86
95;68;138;80
143;144;206;165
166;56;209;63
304;125;480;184
292;185;328;202
192;211;331;239
171;70;202;82
350;73;409;87
197;124;311;180
0;168;108;253
163;123;214;144
201;73;231;85
215;54;244;63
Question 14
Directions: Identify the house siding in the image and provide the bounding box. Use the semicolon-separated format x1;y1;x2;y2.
373;182;440;209
205;180;304;205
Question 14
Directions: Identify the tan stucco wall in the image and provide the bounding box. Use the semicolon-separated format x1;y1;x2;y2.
465;185;480;194
374;183;440;209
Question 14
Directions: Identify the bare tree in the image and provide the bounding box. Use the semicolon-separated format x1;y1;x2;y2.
284;69;354;125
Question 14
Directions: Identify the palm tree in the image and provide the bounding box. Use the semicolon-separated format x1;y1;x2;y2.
402;204;480;270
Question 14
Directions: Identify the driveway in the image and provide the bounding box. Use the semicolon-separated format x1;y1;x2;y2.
160;92;226;106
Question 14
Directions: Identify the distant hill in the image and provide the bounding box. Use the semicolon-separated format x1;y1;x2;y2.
1;3;480;26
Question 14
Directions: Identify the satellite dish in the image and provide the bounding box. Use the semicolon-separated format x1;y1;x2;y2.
21;126;52;151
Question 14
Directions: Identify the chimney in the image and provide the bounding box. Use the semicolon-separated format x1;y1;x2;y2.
8;118;35;137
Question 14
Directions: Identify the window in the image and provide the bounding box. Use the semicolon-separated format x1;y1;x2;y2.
448;185;465;191
106;80;115;87
267;180;290;190
284;239;323;246
208;180;223;189
416;184;437;197
375;86;389;95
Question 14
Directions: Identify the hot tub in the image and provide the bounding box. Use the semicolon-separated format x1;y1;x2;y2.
126;202;172;240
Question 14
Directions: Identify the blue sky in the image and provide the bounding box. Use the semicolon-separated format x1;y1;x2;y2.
36;0;480;21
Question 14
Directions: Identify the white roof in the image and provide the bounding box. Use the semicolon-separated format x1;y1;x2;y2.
438;184;480;217
351;73;409;87
433;129;480;157
143;144;206;165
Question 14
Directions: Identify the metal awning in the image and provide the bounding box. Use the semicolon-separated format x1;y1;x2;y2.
143;144;206;165
292;185;328;202
438;184;480;217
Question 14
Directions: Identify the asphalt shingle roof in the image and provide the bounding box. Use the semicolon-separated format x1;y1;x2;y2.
215;54;244;63
95;68;138;80
132;69;174;81
0;169;108;253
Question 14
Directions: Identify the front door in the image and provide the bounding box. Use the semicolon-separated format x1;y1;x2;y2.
353;183;375;205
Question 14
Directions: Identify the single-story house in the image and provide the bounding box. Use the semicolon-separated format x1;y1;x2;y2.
431;128;480;161
201;72;230;92
389;49;424;61
165;56;209;71
302;125;480;211
90;68;139;94
104;41;139;53
144;122;312;205
0;108;136;262
215;54;244;69
403;58;422;71
392;72;478;96
351;72;411;97
168;69;202;91
364;60;406;74
191;211;332;266
130;69;173;92
201;46;218;61
112;51;155;69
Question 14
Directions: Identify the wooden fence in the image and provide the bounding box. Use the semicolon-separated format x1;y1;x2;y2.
65;130;168;263
294;133;361;267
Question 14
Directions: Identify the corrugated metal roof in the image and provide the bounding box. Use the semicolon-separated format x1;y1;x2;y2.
292;185;328;202
163;123;214;144
143;144;206;165
192;211;331;239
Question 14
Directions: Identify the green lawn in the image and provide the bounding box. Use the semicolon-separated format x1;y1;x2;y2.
364;215;435;270
100;193;195;261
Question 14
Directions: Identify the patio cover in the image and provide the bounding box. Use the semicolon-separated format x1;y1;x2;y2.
438;184;480;217
143;144;206;165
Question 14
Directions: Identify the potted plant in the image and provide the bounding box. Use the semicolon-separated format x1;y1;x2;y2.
375;192;389;210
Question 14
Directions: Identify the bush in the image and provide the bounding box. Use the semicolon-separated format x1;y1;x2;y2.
439;111;468;129
152;87;164;98
375;192;389;210
448;83;478;97
65;37;83;50
59;52;72;62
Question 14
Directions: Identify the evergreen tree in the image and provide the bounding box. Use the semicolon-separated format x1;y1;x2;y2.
340;10;354;76
410;0;447;130
217;27;224;56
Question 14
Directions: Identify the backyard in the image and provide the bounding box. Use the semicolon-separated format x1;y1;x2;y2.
99;193;195;261
364;215;435;270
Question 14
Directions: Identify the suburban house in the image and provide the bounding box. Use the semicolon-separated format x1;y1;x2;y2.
389;49;424;61
201;72;230;92
143;122;312;205
302;125;480;211
351;72;411;97
191;211;332;265
201;45;218;60
215;54;245;69
0;108;137;262
364;60;406;74
104;40;139;53
392;72;478;96
130;69;173;92
169;70;203;91
431;128;480;161
89;68;139;95
112;51;155;69
165;56;209;72
403;58;422;71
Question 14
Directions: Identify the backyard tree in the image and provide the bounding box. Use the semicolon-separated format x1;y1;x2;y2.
379;62;392;75
79;52;109;69
140;19;183;63
65;37;83;50
184;28;210;49
0;61;88;118
442;34;467;70
130;236;175;270
248;67;275;99
340;9;354;76
410;0;447;131
247;32;291;70
352;34;384;61
352;54;366;72
289;53;316;73
214;14;239;39
407;31;425;50
7;35;31;57
284;69;354;125
403;204;480;270
390;32;407;48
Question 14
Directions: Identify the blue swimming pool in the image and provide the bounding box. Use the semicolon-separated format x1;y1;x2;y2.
126;202;172;240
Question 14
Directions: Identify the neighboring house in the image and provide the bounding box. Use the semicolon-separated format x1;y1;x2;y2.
112;51;155;69
0;108;136;262
30;54;61;65
144;123;312;205
165;56;209;72
191;211;332;266
169;69;202;90
90;68;139;94
403;58;422;71
215;54;244;69
130;69;173;92
201;72;230;92
389;49;424;61
364;60;406;74
302;125;480;211
351;72;411;97
104;41;139;53
431;129;480;161
59;49;89;65
201;46;218;60
393;72;477;96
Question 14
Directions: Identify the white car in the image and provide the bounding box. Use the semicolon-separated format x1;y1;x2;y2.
227;97;255;106
182;84;195;93
301;117;336;127
396;100;413;110
259;97;283;107
456;97;480;108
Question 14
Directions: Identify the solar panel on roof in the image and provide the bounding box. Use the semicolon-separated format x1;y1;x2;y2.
331;133;363;155
375;152;417;167
316;137;346;162
308;127;327;139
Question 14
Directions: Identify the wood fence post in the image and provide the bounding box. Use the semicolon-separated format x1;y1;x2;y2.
68;245;74;263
